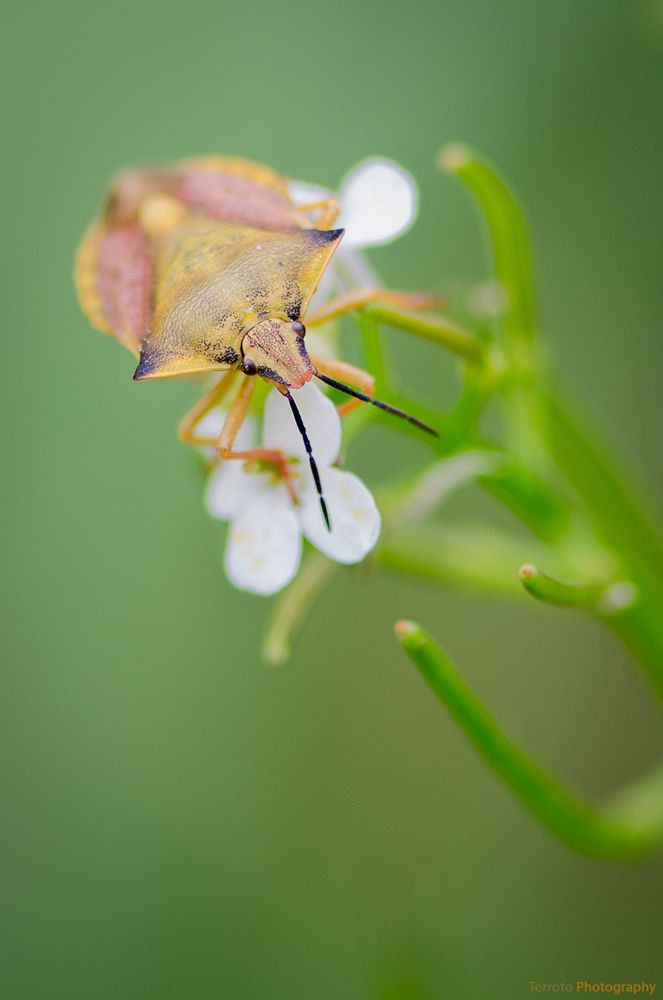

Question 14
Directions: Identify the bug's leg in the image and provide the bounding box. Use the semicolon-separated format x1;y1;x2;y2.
305;287;444;327
217;379;299;505
178;370;239;446
311;356;375;417
297;197;340;229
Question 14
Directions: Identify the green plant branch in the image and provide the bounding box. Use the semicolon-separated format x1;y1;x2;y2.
258;145;663;861
518;563;663;702
262;552;339;667
518;563;614;608
479;463;574;542
438;145;537;348
545;390;663;583
439;143;547;472
396;620;663;858
366;304;483;362
358;309;389;389
378;522;552;597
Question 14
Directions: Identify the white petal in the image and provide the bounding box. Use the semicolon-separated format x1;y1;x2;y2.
194;409;256;458
337;158;418;249
300;468;381;564
205;460;269;520
224;490;302;595
262;383;341;468
195;407;226;444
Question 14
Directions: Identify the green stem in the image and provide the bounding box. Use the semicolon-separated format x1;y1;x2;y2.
379;521;550;597
544;391;663;696
366;304;482;362
545;391;663;582
519;564;612;608
358;309;389;389
480;463;573;542
440;143;545;470
262;552;338;666
396;620;663;858
439;144;536;347
608;597;663;703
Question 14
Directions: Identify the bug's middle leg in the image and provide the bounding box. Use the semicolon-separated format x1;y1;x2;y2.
217;378;299;505
305;287;444;327
178;370;239;446
311;356;375;417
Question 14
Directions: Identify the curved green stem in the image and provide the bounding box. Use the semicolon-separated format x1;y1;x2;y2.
519;564;613;608
262;552;338;666
539;392;663;697
358;309;389;389
545;390;663;582
438;144;536;348
379;521;550;597
440;143;546;471
366;304;482;362
396;620;663;858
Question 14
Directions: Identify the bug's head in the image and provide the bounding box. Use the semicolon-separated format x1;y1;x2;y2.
240;317;313;389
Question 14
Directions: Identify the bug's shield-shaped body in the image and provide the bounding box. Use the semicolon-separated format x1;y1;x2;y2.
137;216;341;379
75;156;343;380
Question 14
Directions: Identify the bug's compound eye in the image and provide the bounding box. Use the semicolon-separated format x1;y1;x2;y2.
242;358;258;376
291;321;306;338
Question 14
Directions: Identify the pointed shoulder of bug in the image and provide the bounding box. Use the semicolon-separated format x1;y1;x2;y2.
74;156;328;362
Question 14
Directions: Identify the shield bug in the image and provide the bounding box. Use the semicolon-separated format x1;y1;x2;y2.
75;155;438;527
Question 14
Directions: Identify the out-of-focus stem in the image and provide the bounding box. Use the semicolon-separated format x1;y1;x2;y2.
518;564;611;608
438;144;536;348
439;143;545;471
542;391;663;697
545;391;663;581
378;521;551;597
396;620;663;858
366;304;482;361
262;553;338;666
358;309;389;389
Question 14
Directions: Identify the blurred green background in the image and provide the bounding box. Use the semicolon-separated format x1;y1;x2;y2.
3;1;663;997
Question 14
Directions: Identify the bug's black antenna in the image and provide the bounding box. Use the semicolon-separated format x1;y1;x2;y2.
284;391;331;532
315;373;439;437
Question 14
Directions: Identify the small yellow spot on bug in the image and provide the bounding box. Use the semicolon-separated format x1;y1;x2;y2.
139;194;185;237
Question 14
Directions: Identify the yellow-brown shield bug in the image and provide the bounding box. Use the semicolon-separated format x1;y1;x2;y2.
75;155;438;526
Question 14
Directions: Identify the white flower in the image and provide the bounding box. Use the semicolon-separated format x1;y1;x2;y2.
289;157;419;317
205;383;381;595
193;398;255;460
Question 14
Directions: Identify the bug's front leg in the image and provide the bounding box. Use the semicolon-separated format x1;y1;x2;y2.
304;287;444;327
296;197;340;229
311;356;375;417
178;370;239;446
217;378;299;505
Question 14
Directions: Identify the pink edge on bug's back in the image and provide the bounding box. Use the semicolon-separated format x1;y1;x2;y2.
98;224;153;357
177;171;303;231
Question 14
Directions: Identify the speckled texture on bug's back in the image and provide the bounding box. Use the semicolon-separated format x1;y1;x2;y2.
75;156;314;362
135;218;343;378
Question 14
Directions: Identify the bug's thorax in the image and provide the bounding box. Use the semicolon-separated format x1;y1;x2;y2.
124;192;343;382
241;318;314;389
